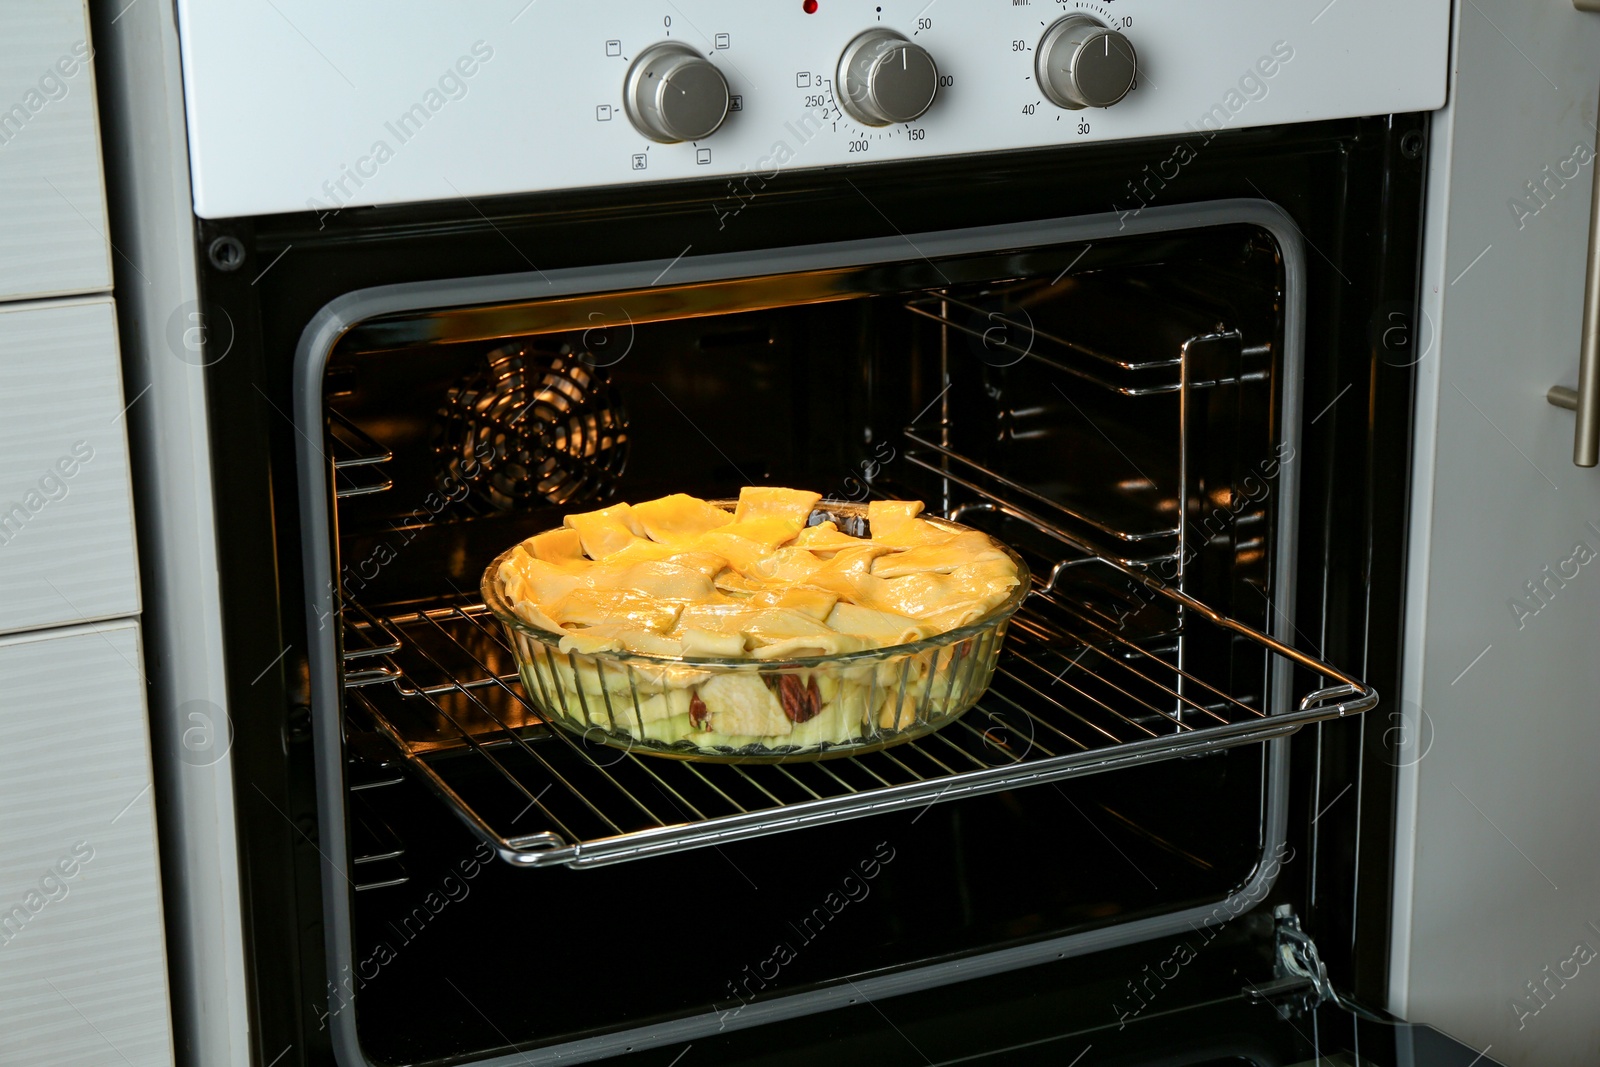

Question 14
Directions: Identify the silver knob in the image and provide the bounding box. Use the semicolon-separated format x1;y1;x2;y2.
1036;16;1137;110
836;29;939;126
623;42;730;143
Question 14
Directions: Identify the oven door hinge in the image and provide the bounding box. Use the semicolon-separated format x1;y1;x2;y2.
1243;905;1346;1017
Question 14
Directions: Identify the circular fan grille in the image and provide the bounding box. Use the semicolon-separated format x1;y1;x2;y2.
434;341;629;511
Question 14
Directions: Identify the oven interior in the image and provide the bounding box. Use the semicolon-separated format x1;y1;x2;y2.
317;222;1359;1064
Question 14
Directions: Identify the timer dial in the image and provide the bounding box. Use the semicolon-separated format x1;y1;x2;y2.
1036;16;1137;110
623;42;731;143
836;29;939;126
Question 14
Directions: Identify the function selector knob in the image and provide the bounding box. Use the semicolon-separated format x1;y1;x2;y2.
1036;15;1137;110
837;29;939;126
623;42;731;143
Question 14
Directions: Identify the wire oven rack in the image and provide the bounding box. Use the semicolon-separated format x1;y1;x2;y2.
902;291;1271;397
341;533;1375;870
899;436;1181;563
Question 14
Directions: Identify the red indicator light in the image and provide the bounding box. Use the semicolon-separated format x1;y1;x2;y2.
803;0;818;12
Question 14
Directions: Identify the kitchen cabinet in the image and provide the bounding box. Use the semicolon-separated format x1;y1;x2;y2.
0;298;139;635
0;0;112;300
0;621;173;1066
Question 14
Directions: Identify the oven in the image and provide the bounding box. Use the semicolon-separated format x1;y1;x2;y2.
94;1;1509;1063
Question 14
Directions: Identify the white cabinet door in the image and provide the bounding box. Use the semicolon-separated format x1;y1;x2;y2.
0;297;139;635
0;0;112;300
1395;1;1600;1062
0;621;174;1066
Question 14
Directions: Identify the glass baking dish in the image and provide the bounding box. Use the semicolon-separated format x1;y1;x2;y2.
480;505;1030;762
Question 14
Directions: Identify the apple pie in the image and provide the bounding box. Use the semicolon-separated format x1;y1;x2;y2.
487;488;1026;756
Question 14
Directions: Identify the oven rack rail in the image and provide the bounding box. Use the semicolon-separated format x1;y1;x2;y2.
903;292;1270;397
339;554;1375;871
329;408;394;499
900;435;1181;562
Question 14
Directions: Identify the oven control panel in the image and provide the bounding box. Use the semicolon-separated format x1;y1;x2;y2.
174;0;1449;219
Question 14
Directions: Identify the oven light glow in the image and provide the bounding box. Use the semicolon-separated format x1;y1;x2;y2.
803;0;818;12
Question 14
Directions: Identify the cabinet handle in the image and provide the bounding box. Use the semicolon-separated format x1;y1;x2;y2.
1551;2;1600;464
1546;170;1600;464
1546;157;1600;466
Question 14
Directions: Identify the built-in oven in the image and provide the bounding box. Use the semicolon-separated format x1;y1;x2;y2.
300;200;1363;1057
103;1;1504;1063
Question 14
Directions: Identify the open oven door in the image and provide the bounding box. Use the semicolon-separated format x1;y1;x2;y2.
268;197;1487;1067
683;987;1507;1066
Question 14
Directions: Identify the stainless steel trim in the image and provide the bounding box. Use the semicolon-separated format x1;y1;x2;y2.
90;0;252;1062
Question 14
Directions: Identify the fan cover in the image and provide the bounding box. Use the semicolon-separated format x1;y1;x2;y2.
434;341;629;511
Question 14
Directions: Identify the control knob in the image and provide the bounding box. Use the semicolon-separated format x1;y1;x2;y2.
1036;16;1137;110
624;42;731;143
836;29;939;126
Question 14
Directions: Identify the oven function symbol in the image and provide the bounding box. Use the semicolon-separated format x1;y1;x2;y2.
606;40;622;57
836;29;939;126
1035;15;1136;110
623;42;732;142
714;33;730;49
729;94;743;112
631;153;648;170
797;71;812;87
696;148;711;164
596;104;613;121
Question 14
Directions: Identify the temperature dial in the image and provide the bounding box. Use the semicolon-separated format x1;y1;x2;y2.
623;42;730;143
1036;16;1137;110
836;29;939;126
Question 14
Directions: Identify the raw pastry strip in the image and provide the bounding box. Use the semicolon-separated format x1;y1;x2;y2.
498;487;1019;749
